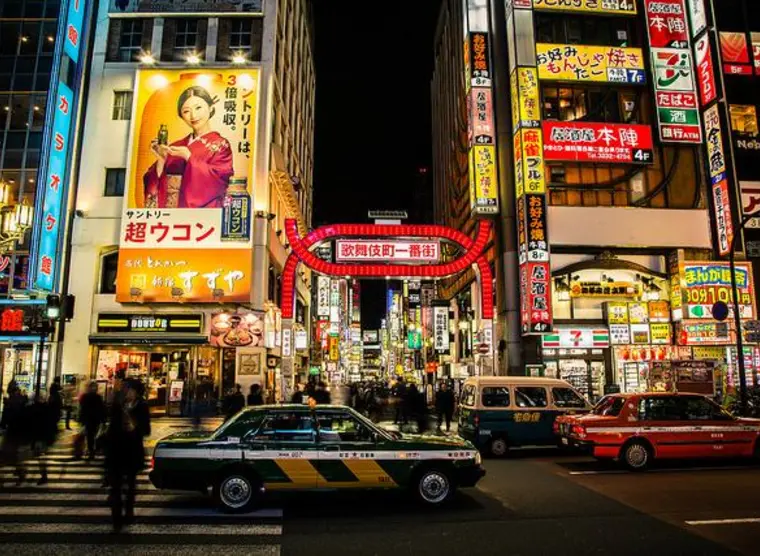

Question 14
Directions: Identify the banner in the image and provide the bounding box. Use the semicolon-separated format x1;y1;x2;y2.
704;104;734;255
536;44;646;83
433;306;450;352
531;0;636;15
316;276;330;318
542;121;654;164
116;69;260;303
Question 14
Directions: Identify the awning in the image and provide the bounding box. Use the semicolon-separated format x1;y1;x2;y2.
88;333;209;346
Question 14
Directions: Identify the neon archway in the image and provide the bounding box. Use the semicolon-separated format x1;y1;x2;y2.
280;218;494;320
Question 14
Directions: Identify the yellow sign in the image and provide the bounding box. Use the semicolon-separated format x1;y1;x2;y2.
536;44;645;83
470;145;499;214
520;128;546;194
510;69;519;132
514;412;541;423
692;346;726;360
116;69;261;303
650;323;672;345
513;132;524;197
516;67;541;125
606;302;629;325
328;336;339;361
532;0;636;15
571;281;641;299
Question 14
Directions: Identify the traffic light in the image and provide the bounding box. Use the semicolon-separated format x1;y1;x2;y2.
63;294;75;321
46;294;61;320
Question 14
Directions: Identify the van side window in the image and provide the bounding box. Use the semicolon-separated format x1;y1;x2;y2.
482;387;510;408
461;384;477;406
552;387;586;409
514;387;548;408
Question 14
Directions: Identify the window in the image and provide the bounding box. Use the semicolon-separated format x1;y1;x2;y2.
316;412;375;443
514;387;548;408
173;19;198;60
230;19;253;52
730;104;758;136
112;91;133;120
542;86;634;123
118;19;143;62
535;13;636;47
461;384;476;407
254;412;315;442
104;168;125;197
99;251;119;294
552;387;586;409
592;396;625;417
481;386;510;408
639;396;683;421
213;410;264;440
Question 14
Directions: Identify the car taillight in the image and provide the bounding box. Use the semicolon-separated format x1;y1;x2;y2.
572;425;587;439
149;456;155;469
553;421;559;433
474;414;480;427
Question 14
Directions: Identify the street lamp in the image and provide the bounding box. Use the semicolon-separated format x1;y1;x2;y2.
0;181;34;251
730;210;760;416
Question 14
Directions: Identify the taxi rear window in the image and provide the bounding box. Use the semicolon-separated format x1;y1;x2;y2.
592;396;625;417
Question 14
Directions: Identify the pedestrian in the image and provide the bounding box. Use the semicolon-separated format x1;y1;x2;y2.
313;381;331;404
29;393;58;485
435;381;455;433
62;377;77;430
291;383;305;404
48;377;64;432
79;381;106;460
223;384;245;421
393;377;407;424
105;378;151;533
247;383;264;406
0;382;29;485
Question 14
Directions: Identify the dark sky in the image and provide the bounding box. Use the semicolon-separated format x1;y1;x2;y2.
311;0;442;329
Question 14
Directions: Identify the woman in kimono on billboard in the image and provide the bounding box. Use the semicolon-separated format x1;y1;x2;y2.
144;86;234;209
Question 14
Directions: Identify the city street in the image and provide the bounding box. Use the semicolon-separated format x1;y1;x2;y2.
1;419;759;555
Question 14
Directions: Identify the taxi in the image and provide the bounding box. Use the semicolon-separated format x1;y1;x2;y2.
149;404;485;511
555;392;760;470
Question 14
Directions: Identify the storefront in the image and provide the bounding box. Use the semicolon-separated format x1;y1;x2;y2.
541;328;609;402
0;302;52;400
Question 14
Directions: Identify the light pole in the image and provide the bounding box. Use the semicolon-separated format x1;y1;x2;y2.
729;210;760;416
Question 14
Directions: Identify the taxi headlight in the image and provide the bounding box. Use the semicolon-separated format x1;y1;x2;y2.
474;451;482;465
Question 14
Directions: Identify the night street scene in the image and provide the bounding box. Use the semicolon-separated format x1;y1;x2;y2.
3;0;760;554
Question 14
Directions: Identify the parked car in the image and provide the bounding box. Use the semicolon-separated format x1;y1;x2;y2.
555;392;760;470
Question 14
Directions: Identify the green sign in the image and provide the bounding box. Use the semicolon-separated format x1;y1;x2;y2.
309;366;320;376
657;108;700;126
407;330;422;350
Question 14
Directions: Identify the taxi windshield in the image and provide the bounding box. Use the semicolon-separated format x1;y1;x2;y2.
592;396;625;417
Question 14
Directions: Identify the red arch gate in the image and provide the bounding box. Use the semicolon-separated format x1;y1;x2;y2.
278;218;495;399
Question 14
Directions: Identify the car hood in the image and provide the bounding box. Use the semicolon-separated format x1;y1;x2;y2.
391;433;475;450
156;431;215;446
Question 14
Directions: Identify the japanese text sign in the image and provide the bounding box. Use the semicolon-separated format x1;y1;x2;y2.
542;121;654;164
469;32;492;87
317;276;330;318
645;0;689;48
34;83;73;291
524;194;549;262
334;240;440;263
704;104;734;255
433;305;450;352
64;0;86;62
681;262;755;320
116;69;260;303
468;87;495;145
520;129;546;194
536;44;646;84
686;0;707;38
694;34;717;106
521;262;553;334
469;145;499;214
531;0;636;14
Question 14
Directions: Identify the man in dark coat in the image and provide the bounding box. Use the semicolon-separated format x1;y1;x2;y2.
247;383;264;406
79;381;106;460
435;381;456;433
0;382;29;484
313;382;331;404
223;384;245;421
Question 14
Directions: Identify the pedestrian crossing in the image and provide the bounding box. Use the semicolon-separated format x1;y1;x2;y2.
0;426;282;553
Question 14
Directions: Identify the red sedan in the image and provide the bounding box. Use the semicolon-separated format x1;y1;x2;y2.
555;392;760;470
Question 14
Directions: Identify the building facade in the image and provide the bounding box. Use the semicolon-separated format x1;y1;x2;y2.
62;0;315;412
432;0;756;403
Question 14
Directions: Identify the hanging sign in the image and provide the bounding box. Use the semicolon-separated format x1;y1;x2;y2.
433;306;450;352
317;276;330;317
542;121;654;164
536;44;646;84
542;328;610;349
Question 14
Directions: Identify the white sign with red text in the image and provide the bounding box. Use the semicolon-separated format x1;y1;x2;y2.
335;240;441;263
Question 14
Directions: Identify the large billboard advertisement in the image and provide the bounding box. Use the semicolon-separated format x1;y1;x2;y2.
115;69;260;303
536;44;646;84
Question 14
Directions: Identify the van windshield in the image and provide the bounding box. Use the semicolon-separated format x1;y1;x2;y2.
592;396;625;417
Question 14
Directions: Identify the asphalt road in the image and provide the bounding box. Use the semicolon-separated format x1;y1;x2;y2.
2;420;760;555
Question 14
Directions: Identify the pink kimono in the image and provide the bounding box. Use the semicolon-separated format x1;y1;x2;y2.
143;131;234;208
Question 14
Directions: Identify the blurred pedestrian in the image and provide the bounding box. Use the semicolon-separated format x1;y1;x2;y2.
408;383;428;434
223;384;245;421
435;381;455;433
29;393;58;485
79;381;106;460
48;377;63;432
105;378;151;533
247;383;264;406
393;377;407;424
291;383;305;404
62;377;77;430
313;381;331;404
0;382;29;485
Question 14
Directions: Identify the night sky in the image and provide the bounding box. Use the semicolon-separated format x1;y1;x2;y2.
311;1;442;329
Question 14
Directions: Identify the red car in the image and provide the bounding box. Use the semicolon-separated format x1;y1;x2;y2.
555;392;760;470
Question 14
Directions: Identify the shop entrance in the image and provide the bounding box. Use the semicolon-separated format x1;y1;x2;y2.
278;218;496;400
544;351;607;403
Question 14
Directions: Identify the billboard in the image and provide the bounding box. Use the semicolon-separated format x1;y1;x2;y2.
536;44;646;84
531;0;636;15
115;69;260;303
109;0;262;13
681;262;755;320
542;121;654;164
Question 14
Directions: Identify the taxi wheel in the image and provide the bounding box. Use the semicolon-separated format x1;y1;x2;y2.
621;441;652;471
489;437;508;458
415;468;453;506
214;472;259;513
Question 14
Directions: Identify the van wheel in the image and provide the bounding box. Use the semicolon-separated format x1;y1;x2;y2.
621;441;652;471
214;471;260;513
490;437;508;457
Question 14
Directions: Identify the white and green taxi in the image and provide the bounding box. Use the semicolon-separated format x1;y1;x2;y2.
150;404;485;512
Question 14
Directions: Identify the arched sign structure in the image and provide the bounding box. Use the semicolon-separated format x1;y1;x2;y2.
278;218;495;396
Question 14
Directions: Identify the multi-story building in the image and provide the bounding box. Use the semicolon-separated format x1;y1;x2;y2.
62;0;315;411
432;0;756;403
0;0;93;397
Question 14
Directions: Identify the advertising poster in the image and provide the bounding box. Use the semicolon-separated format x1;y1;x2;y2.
116;69;260;303
531;0;636;15
535;44;646;84
209;310;265;348
681;262;755;319
542;121;654;164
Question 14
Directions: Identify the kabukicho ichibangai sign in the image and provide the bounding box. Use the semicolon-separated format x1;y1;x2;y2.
116;70;260;303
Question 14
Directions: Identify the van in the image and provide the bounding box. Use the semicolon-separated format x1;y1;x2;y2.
457;376;591;456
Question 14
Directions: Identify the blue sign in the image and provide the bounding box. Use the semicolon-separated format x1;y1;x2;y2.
64;0;85;62
34;83;73;292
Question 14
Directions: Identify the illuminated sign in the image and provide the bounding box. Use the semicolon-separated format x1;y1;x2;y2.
115;69;260;303
536;44;646;83
521;262;552;334
704;105;734;255
570;281;641;298
542;121;654;164
686;0;707;37
531;0;636;14
335;240;440;263
64;0;86;62
694;35;717;106
676;321;732;345
681;262;755;319
317;276;330;318
469;145;499;214
433;306;450;352
542;329;610;349
720;32;752;76
97;313;203;334
328;335;339;361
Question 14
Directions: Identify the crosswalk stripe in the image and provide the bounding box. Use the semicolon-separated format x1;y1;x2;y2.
0;545;280;555
0;492;204;501
0;506;284;518
0;523;282;535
